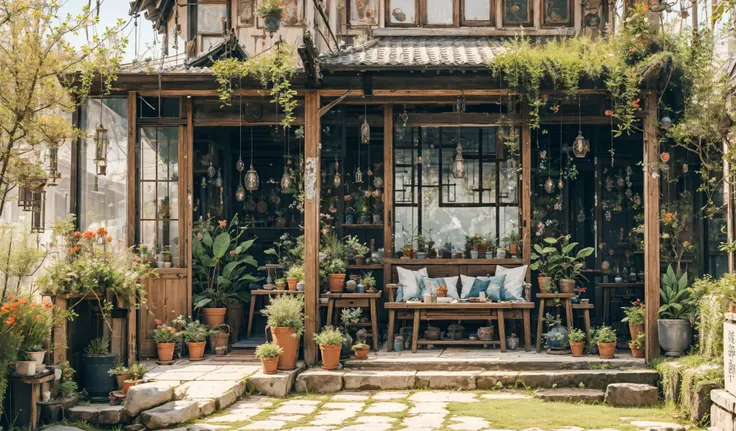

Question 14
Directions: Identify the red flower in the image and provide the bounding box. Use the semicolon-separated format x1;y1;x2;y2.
70;247;80;254
604;109;613;117
631;98;640;109
83;231;95;239
218;220;227;228
73;232;82;238
96;227;108;236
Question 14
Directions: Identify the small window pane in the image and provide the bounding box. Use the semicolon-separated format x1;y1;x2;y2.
388;0;417;24
464;0;491;21
201;36;222;51
426;0;454;24
198;4;226;33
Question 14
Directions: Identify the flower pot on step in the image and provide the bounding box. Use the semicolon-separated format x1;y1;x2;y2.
157;342;176;362
570;341;585;357
597;342;616;359
629;343;645;358
187;341;206;361
629;323;643;341
320;344;342;370
202;307;227;329
353;346;370;360
82;353;116;400
271;327;299;370
261;357;279;374
122;379;140;395
115;373;129;389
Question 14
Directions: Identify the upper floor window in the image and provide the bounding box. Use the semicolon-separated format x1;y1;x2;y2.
386;0;494;27
198;0;227;51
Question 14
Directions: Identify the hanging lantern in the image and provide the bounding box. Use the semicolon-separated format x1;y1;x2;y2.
577;209;586;223
361;119;371;144
333;157;342;188
207;161;216;178
47;146;61;186
236;183;246;201
558;176;564;190
572;130;589;158
280;169;294;193
544;177;556;193
30;195;45;234
94;124;109;176
682;163;689;173
373;176;383;188
201;176;207;189
236;157;245;172
355;167;364;184
215;169;223;188
452;144;466;179
245;165;259;191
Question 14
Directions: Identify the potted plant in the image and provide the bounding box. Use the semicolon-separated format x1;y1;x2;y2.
122;362;147;394
261;294;304;370
275;278;287;290
340;308;362;359
346;236;369;266
325;258;346;293
568;328;586;357
14;297;55;373
484;233;496;259
594;325;617;359
372;193;383;224
257;0;284;34
621;299;645;341
629;332;645;358
546;235;594;294
362;271;377;293
544;313;568;350
82;337;116;400
286;264;304;291
416;234;428;259
58;362;79;401
162;246;172;268
465;233;482;258
255;342;283;374
503;231;522;258
153;324;180;363
531;240;559;292
178;317;210;361
316;326;343;370
658;265;694;357
352;342;370;360
108;364;129;390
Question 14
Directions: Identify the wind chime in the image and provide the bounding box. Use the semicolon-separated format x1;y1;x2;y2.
544;95;556;194
245;126;259;191
281;130;294;193
94;79;109;177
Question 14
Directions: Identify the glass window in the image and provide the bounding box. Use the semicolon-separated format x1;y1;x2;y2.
464;0;492;21
426;0;455;25
388;0;417;25
198;4;226;33
387;0;496;27
139;127;180;267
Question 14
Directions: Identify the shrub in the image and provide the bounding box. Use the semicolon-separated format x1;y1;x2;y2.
255;342;283;359
286;264;304;281
261;294;304;336
153;325;180;343
568;328;586;343
176;317;210;343
315;326;343;345
256;0;284;16
594;326;617;344
352;343;369;350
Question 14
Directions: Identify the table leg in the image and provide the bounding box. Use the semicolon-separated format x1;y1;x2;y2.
565;299;574;331
30;383;39;431
247;295;257;338
603;288;611;324
411;310;420;353
387;309;395;352
369;298;379;351
583;309;592;346
326;300;334;329
535;299;546;353
523;308;532;352
498;309;507;353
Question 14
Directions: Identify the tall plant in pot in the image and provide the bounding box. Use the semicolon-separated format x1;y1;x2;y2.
658;265;695;357
315;326;343;370
621;299;645;341
82;337;116;401
551;235;593;294
530;239;559;292
261;294;304;370
339;308;362;359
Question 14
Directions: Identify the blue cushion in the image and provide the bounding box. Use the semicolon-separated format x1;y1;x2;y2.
478;275;507;301
467;278;492;298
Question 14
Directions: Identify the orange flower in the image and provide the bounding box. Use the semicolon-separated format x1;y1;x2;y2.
630;47;637;53
18;298;27;304
83;231;95;239
106;236;113;243
5;316;15;325
42;301;52;309
1;304;9;313
604;109;613;116
70;247;80;254
96;227;108;236
218;220;227;228
73;232;82;238
663;212;674;224
7;294;14;300
631;98;640;109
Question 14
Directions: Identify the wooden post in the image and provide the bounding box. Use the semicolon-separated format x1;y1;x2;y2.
643;90;660;362
725;139;734;273
303;91;321;366
126;91;137;364
53;297;67;364
383;104;394;258
521;102;532;282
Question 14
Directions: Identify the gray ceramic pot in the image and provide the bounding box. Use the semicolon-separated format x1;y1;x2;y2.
657;319;692;357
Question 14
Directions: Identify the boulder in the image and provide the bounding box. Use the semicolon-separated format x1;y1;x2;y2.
123;381;178;417
687;382;720;422
604;383;658;407
68;405;99;423
98;405;128;425
535;388;605;404
295;370;343;393
140;400;201;430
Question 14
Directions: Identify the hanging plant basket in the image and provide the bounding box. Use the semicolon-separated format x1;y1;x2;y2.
262;14;282;35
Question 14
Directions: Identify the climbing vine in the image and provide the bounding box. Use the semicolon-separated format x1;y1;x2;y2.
212;41;298;128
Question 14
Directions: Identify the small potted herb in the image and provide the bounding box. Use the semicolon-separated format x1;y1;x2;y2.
122;362;147;394
325;258;346;293
261;295;304;370
568;328;586;357
275;277;287;291
179;317;210;361
594;325;617;359
255;342;283;374
362;271;377;293
108;364;129;390
629;332;645;358
503;231;522;258
257;0;284;34
531;239;558;292
352;342;370;360
552;235;594;294
315;326;344;370
286;264;304;291
153;324;180;363
621;299;645;341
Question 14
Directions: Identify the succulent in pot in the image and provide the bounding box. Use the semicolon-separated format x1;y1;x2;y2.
315;326;344;370
658;265;694;356
594;325;617;359
362;271;377;293
255;342;283;374
153;324;180;363
82;337;116;400
108;364;129;390
352;342;370;360
568;328;586;357
261;294;304;370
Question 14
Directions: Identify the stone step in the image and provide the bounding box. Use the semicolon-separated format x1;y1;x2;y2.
534;388;605;404
342;356;645;372
294;368;658;393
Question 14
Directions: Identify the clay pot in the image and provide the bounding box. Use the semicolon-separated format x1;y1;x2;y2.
287;278;299;291
355;255;365;265
188;341;206;361
629;323;643;341
157;342;176;362
538;276;553;292
320;344;342;370
202;307;227;330
328;273;346;293
276;282;286;291
271;327;299;370
629;343;645;358
424;326;441;341
261;357;279;374
122;379;139;395
558;279;576;294
15;360;36;376
509;243;518;257
597;342;616;359
570;341;585;357
115;373;129;389
353;345;370;360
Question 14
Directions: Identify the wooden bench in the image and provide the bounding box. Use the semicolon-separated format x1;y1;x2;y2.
383;258;534;352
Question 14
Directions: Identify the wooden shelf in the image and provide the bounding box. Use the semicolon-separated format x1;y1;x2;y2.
417;338;501;346
346;264;383;269
597;282;644;288
384;258;524;265
342;223;383;229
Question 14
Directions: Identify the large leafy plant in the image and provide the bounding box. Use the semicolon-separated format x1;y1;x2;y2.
659;265;695;320
530;239;559;277
531;236;593;281
192;216;260;310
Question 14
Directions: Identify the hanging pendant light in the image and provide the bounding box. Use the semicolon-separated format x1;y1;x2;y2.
558;176;564;190
452;96;466;179
333;157;341;188
361;104;370;144
94;124;109;175
201;176;207;188
244;127;259;191
545;177;556;193
280;169;293;193
235;87;246;198
280;128;293;194
236;183;246;201
573;94;589;158
355;167;364;184
207;161;216;178
215;168;223;188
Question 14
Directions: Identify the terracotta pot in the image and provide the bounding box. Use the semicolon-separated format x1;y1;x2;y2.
353;346;370;360
629;343;645;358
276;282;286;291
597;342;616;359
629;323;643;341
570;341;585;357
122;379;139;395
261;357;279;374
538;276;553;292
202;307;227;330
558;279;576;294
355;255;365;265
478;244;488;254
188;341;206;361
115;373;130;389
328;273;346;293
509;243;518;257
287;278;299;291
320;344;342;370
271;327;299;370
157;342;176;362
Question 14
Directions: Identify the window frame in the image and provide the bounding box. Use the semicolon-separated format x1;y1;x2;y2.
461;0;495;27
540;0;574;27
196;0;227;52
385;0;420;27
386;0;496;27
421;0;459;28
501;0;535;27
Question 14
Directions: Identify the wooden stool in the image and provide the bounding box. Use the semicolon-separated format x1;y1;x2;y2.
535;293;575;353
323;292;382;351
572;302;593;345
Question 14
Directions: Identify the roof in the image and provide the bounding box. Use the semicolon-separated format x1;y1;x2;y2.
319;37;507;70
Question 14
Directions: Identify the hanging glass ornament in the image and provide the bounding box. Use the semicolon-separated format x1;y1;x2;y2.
321;169;327;183
245;165;259;191
572;131;589;158
236;157;245;172
367;168;373;177
577;209;586;223
616;175;625;188
333;157;341;188
452;144;466;179
361;118;371;144
633;194;641;206
625;188;633;199
200;176;207;188
355;167;364;184
558;176;564;190
605;177;614;191
280;169;293;194
374;176;383;189
660;116;673;130
605;210;612;221
215;169;223;188
544;177;556;193
682;163;689;173
236;183;246;201
207;161;216;178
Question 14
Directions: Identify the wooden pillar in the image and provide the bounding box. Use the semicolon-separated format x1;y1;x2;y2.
521;102;532;283
303;91;321;366
383;104;394;258
643;90;660;362
126;91;137;364
725;139;735;272
52;296;67;364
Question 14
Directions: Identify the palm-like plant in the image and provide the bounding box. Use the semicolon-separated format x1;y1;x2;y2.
659;265;695;319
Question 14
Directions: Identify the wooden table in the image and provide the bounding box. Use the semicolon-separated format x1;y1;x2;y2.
6;370;55;431
599;282;644;324
323;292;382;351
535;293;576;353
247;289;304;338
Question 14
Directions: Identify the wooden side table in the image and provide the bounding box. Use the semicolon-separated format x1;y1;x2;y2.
5;371;55;431
535;292;575;353
247;289;304;338
322;292;382;351
572;302;594;345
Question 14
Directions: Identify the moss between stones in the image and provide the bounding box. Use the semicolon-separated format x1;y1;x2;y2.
656;355;723;422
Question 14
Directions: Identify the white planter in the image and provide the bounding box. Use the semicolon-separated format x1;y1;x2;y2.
16;360;36;376
26;351;46;370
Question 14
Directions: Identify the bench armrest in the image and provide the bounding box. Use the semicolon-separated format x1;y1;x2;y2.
386;283;399;302
523;282;532;302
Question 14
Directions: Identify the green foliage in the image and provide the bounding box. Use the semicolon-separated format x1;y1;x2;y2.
568;328;586;343
0;295;23;416
255;342;283;359
108;364;128;376
286;264;304;282
531;235;593;281
59;380;78;398
352;343;369;350
265;233;304;269
621;299;646;327
261;294;304;336
153;324;180;344
340;308;361;329
629;332;645;349
176;317;211;343
256;0;284;16
689;273;736;361
659;265;695;320
657;355;723;420
361;272;376;289
127;362;147;380
0;226;46;300
323;257;346;275
345;236;369;257
315;326;343;345
85;337;110;356
593;325;617;344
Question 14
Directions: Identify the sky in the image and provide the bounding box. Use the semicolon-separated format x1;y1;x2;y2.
62;0;155;62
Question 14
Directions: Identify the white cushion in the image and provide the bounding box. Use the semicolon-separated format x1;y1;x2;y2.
460;274;477;299
495;265;528;302
396;266;428;301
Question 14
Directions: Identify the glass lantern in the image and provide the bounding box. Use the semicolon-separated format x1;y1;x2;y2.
245;165;259;191
94;124;109;176
452;144;465;179
572;130;589;158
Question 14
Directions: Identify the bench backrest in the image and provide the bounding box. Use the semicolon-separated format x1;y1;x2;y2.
383;258;530;302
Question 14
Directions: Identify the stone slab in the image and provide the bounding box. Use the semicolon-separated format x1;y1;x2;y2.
629;421;685;431
372;391;410;400
365;402;407;413
68;405;101;423
477;369;658;390
247;362;305;398
140;400;202;430
415;371;478;390
295;369;344;393
409;391;477;403
343;371;416;390
175;380;244;409
331;392;370;401
535;388;605;404
713;389;736;412
604;383;658;407
124;381;179;417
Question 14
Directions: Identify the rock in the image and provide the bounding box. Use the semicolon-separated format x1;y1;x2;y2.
98;405;128;425
123;381;178;417
140;400;202;430
123;425;145;431
68;405;99;423
175;380;244;410
187;424;229;431
687;382;720;422
629;421;685;431
196;399;217;416
295;369;343;393
247;365;303;398
415;371;477;390
43;426;85;431
535;388;605;404
365;402;407;413
343;371;416;390
604;383;658;407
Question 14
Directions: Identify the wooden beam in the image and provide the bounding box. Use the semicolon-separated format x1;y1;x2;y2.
53;296;67;364
643;90;660;362
303;91;321;366
126;91;137;363
187;97;194;315
319;90;352;117
521;102;532;287
384;104;394;258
